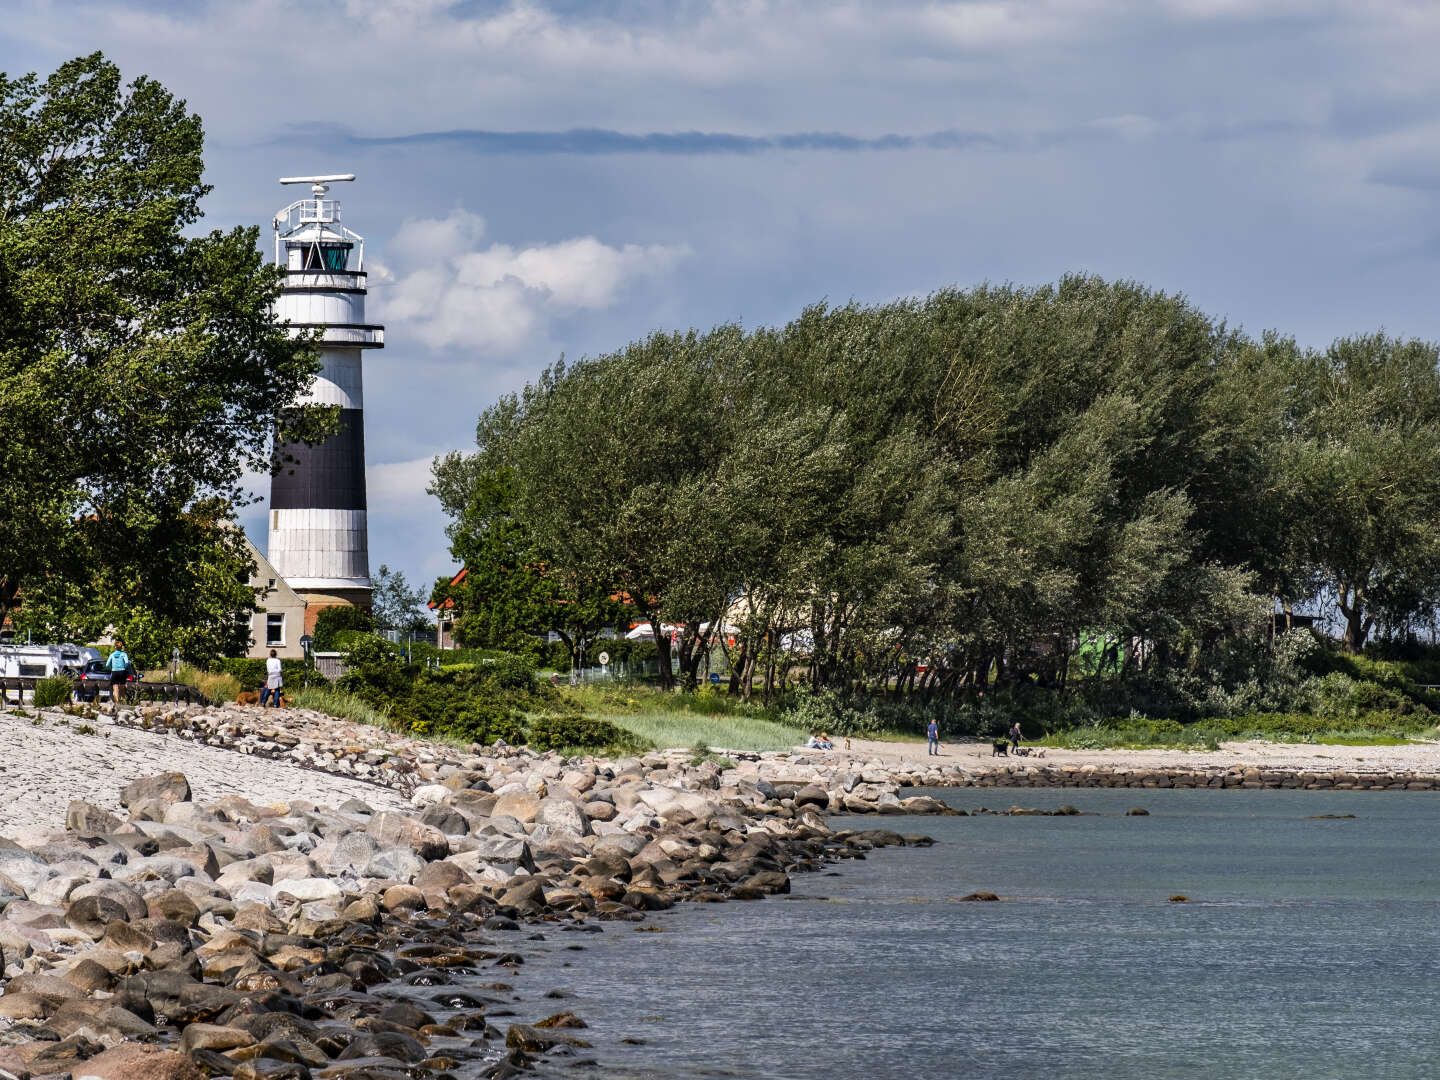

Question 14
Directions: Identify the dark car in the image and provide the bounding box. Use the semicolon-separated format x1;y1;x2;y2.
74;659;145;701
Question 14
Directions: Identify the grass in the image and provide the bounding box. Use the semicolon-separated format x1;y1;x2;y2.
603;708;807;752
289;686;391;729
175;664;240;704
560;683;809;752
1034;711;1437;751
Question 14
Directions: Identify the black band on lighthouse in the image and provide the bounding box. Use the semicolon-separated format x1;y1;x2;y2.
271;409;368;510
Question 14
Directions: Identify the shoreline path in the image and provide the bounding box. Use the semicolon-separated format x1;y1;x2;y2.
810;735;1440;777
0;710;406;833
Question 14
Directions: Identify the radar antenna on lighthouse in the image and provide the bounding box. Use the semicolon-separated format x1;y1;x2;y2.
266;173;384;619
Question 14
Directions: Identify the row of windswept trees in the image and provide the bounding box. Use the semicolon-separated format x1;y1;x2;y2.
432;275;1440;697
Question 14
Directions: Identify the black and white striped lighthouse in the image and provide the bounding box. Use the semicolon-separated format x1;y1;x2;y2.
267;175;384;617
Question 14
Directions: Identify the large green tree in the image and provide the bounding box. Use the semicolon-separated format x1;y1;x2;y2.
0;54;329;662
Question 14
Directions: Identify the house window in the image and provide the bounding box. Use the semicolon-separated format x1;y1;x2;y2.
266;613;285;647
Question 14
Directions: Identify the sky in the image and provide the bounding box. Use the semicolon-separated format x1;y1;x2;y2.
8;0;1440;598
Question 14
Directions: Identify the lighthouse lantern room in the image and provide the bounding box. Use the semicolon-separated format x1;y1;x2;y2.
266;175;384;627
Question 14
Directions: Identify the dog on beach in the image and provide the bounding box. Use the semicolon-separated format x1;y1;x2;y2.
1013;747;1048;759
237;690;286;708
991;739;1009;757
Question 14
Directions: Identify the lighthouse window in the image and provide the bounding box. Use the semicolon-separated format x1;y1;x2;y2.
300;243;352;271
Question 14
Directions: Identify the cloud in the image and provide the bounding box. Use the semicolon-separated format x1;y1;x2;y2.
282;123;1000;156
372;209;688;350
367;456;437;508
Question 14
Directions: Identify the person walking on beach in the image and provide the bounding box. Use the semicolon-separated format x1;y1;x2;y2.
1008;721;1022;754
107;639;131;711
927;718;940;756
261;649;283;707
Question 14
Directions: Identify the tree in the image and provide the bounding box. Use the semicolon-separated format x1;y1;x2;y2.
0;54;329;662
429;454;630;673
371;564;429;633
1280;334;1440;652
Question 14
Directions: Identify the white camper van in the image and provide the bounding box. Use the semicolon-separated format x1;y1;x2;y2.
0;643;98;679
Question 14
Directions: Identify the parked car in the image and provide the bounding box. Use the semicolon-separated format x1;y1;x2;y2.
74;659;145;701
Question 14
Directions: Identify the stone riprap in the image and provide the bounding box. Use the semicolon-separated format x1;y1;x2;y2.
0;702;941;1078
0;706;408;833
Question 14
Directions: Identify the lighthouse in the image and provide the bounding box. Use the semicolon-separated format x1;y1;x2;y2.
267;175;384;626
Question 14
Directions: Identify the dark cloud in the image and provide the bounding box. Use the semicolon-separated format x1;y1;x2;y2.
273;123;1001;156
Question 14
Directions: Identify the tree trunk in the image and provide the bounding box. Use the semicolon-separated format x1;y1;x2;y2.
648;615;674;689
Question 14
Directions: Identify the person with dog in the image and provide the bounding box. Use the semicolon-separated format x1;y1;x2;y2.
1008;720;1022;753
927;717;940;756
261;649;283;707
106;639;131;710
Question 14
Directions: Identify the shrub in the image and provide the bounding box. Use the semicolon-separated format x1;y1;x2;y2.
448;699;526;745
482;653;536;693
312;605;376;651
527;712;632;752
33;676;73;709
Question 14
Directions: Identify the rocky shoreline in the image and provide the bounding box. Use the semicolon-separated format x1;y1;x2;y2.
0;702;945;1079
2;701;1438;1078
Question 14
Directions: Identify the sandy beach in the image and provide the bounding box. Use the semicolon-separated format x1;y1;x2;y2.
801;735;1440;778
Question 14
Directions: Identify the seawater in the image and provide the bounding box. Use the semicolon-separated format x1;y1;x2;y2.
505;788;1440;1079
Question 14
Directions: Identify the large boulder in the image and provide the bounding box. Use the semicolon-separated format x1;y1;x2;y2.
70;1042;203;1080
65;800;121;835
365;812;449;861
120;773;192;808
491;791;542;823
533;797;591;837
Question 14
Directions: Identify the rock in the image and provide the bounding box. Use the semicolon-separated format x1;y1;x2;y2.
65;894;132;938
959;891;1000;902
181;1023;257;1054
794;784;829;808
70;880;148;921
69;1042;204;1080
419;804;469;836
1126;807;1150;816
499;878;547;910
533;797;590;837
120;773;192;808
381;884;426;911
506;1023;592;1052
491;791;542;823
365;812;450;861
272;877;343;903
362;846;425;883
66;800;122;834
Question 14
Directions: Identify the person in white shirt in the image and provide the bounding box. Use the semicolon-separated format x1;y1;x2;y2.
262;649;283;707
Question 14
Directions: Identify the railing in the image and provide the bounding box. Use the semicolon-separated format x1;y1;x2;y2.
286;324;384;347
0;678;202;706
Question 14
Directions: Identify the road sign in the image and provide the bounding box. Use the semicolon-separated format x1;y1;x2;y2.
709;672;721;684
598;651;610;666
299;634;313;654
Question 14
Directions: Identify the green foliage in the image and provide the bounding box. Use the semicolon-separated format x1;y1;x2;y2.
32;676;73;709
312;606;376;652
1038;709;1432;749
527;713;634;753
0;54;332;654
214;657;323;692
288;686;391;729
175;664;241;703
372;565;430;633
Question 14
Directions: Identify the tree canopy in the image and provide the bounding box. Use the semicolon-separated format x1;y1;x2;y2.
435;275;1440;698
0;54;329;662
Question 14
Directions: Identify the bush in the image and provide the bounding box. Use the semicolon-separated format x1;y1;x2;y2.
482;652;536;693
449;699;525;745
527;712;634;752
33;676;73;709
312;606;376;651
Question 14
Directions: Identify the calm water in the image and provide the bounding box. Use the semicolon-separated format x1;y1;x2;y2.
502;789;1440;1079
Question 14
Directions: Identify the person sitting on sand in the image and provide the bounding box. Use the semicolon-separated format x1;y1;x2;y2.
807;732;834;750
